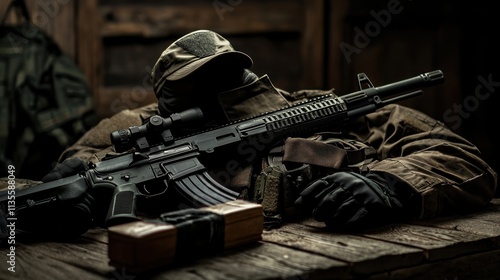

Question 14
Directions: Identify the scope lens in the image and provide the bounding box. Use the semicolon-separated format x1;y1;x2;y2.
111;129;132;152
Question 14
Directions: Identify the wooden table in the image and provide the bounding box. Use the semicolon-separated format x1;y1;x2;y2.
1;198;499;280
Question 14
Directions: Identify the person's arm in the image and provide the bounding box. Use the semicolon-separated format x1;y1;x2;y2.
347;104;497;219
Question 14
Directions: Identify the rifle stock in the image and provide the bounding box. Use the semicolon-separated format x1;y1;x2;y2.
0;70;444;238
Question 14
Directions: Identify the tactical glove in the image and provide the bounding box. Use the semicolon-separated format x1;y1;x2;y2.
34;157;95;238
294;171;412;230
41;157;88;182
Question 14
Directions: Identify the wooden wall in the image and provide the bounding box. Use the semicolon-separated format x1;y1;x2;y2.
81;0;327;118
0;0;77;57
1;0;499;178
327;0;464;122
326;0;499;179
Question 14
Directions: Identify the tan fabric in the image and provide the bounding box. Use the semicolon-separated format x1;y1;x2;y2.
151;30;252;94
346;104;498;218
0;177;41;191
282;137;347;169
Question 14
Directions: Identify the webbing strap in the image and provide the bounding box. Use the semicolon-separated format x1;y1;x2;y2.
282;137;376;170
158;208;225;261
282;137;348;169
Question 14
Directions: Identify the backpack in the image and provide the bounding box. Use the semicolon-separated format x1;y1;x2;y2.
0;0;97;180
251;132;378;229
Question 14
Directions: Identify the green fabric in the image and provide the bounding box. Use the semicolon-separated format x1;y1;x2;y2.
0;2;96;179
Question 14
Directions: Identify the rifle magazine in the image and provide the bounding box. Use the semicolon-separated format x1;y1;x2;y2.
174;171;239;208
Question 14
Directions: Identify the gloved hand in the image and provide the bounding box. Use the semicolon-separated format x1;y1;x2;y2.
35;157;95;237
294;171;412;230
41;157;88;182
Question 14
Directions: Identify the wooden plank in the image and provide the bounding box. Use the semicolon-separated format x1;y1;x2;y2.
0;230;112;280
96;86;158;117
263;221;424;276
326;0;350;91
101;39;166;88
2;207;500;279
371;249;500;280
360;222;499;262
100;1;303;38
50;0;75;59
151;241;349;280
300;0;325;89
1;226;348;280
410;198;500;238
76;0;101;113
82;227;109;244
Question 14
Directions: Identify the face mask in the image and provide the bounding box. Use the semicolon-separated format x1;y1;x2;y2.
217;75;291;122
157;68;257;123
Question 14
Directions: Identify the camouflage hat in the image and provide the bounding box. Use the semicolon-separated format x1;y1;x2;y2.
151;29;253;95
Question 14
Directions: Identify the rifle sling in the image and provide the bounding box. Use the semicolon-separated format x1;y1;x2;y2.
282;137;375;169
282;137;347;169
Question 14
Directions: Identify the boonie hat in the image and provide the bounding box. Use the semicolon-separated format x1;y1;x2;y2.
151;29;253;95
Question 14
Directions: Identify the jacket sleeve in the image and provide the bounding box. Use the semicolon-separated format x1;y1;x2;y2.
346;104;497;219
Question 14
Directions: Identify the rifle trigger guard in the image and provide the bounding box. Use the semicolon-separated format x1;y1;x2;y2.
142;181;169;198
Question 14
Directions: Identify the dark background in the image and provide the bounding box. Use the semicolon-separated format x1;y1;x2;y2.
2;0;499;183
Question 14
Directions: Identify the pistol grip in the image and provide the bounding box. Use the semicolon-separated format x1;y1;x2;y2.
105;183;141;227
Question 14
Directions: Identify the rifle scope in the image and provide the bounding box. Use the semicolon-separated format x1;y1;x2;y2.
110;107;204;153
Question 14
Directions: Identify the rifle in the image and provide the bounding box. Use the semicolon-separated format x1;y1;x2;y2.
0;70;444;239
